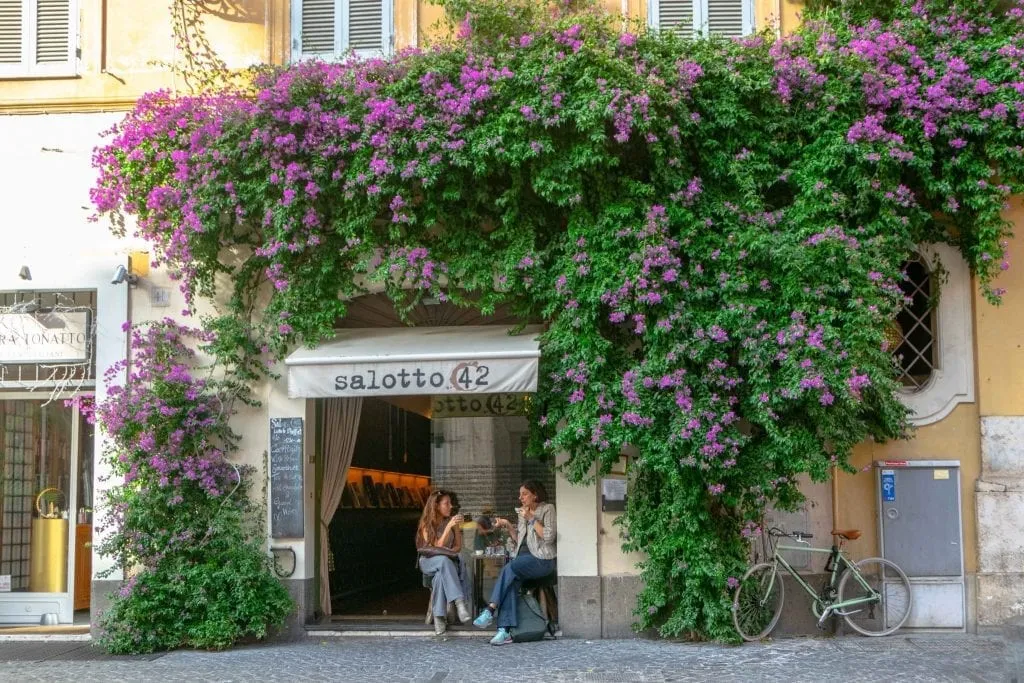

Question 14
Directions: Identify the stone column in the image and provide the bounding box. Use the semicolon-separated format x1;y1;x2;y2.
976;417;1024;629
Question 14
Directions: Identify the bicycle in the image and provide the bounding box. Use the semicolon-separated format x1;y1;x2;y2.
732;527;913;640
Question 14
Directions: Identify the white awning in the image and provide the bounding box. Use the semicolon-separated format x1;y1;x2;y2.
285;325;543;398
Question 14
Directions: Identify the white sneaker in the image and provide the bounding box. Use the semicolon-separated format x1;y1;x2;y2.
455;599;471;623
434;616;447;635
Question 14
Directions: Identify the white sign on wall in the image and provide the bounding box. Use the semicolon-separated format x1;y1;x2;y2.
0;311;90;363
289;357;539;398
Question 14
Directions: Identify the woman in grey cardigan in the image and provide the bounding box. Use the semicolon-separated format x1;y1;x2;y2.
473;480;556;645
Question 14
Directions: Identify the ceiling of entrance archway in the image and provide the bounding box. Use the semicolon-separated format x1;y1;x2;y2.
336;293;539;329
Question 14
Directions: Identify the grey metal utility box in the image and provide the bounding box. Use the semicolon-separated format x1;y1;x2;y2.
876;460;965;630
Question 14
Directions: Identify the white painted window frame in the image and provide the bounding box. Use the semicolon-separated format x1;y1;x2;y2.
291;0;394;62
648;0;755;38
0;0;79;79
900;243;975;426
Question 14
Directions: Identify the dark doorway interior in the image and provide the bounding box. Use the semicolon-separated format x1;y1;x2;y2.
328;398;430;617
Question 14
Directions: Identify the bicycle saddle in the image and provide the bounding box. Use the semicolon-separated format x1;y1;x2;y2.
831;529;861;540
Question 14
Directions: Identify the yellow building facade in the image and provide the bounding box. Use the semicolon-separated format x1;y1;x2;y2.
1;0;1020;637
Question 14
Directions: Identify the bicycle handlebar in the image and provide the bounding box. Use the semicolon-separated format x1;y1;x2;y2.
768;527;814;539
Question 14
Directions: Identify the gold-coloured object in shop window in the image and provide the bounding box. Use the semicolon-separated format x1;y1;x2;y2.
35;487;66;519
29;488;69;593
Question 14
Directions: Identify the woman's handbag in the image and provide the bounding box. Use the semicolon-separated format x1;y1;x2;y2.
417;545;459;560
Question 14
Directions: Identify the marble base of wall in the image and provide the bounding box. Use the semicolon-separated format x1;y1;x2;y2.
600;574;643;638
977;416;1024;628
976;573;1024;629
557;575;602;639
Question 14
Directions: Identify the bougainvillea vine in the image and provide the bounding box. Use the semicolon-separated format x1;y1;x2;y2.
93;321;292;652
92;0;1024;640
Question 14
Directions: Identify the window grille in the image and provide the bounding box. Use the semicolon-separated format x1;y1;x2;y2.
893;255;936;390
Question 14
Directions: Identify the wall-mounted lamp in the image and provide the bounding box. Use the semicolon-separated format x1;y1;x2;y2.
111;264;138;286
18;266;31;281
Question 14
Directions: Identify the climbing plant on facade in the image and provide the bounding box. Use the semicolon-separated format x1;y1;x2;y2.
92;0;1024;640
93;321;293;653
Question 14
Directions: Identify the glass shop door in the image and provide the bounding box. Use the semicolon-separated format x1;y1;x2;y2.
0;396;87;624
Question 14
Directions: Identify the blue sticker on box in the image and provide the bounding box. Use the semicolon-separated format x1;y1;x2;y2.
881;470;896;502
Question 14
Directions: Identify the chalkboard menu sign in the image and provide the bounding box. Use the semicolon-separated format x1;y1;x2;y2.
270;417;304;538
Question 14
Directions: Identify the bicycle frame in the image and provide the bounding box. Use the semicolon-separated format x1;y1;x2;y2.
770;539;882;625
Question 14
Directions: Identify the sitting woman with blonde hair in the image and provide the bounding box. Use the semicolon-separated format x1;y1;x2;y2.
416;489;472;635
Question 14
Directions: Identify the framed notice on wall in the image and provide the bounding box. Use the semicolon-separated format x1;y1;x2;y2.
270;417;304;538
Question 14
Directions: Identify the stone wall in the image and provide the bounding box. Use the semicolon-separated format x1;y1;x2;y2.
976;417;1024;628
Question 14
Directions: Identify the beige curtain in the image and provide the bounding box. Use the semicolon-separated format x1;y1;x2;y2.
319;397;363;617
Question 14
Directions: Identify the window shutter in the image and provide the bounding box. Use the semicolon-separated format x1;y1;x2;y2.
0;0;22;65
35;0;70;64
301;0;336;55
657;0;694;35
348;0;382;52
706;0;744;37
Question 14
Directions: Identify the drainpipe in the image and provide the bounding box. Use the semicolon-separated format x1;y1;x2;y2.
831;465;840;534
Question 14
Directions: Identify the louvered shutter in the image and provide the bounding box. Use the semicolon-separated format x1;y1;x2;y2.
35;0;70;63
656;0;693;35
706;0;745;37
0;0;75;75
0;0;22;65
348;0;382;52
300;0;336;56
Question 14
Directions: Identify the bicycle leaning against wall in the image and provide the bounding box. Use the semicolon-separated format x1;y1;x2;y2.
732;527;913;640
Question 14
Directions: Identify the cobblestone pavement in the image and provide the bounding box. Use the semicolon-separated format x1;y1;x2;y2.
0;634;1008;682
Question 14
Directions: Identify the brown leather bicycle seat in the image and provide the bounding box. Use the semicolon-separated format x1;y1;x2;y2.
831;529;861;540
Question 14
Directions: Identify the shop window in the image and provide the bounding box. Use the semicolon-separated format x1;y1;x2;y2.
648;0;754;38
892;254;936;391
0;400;73;592
0;0;78;78
292;0;393;60
895;245;975;426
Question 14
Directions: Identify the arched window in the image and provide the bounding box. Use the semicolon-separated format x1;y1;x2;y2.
894;245;974;426
893;254;936;391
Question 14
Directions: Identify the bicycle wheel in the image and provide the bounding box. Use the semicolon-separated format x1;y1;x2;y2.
837;557;912;636
732;563;785;641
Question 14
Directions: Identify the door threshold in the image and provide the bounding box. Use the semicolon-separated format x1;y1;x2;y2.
310;629;491;638
306;620;561;639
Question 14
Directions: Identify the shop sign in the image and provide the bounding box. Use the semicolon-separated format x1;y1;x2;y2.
289;357;538;398
431;393;530;418
0;312;89;363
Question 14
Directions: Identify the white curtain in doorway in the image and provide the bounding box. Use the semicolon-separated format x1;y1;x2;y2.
319;397;363;617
